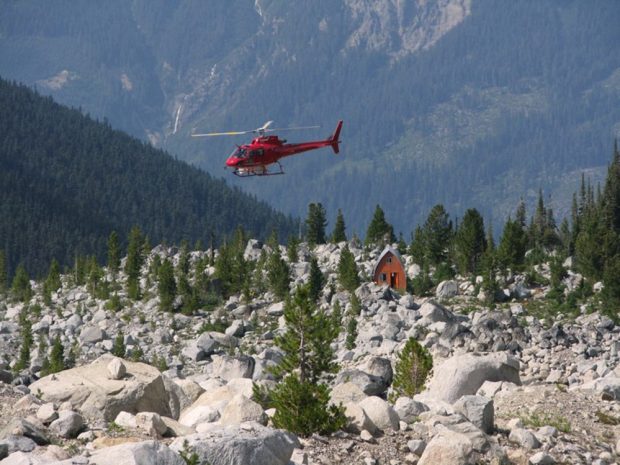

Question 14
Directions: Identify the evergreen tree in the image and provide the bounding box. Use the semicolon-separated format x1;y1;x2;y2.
306;203;328;246
287;235;300;263
497;217;527;271
0;249;7;294
408;226;426;266
267;244;290;301
365;205;396;247
331;209;347;243
158;258;177;312
73;255;88;286
602;254;620;320
14;310;32;371
107;231;121;276
308;256;325;303
269;285;345;436
111;333;126;358
454;208;487;275
391;337;433;400
125;226;145;300
43;259;62;304
11;264;32;303
601;141;620;233
337;245;359;292
48;335;65;374
419;204;453;266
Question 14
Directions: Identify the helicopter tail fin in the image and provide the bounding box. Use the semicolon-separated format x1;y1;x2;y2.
329;120;343;154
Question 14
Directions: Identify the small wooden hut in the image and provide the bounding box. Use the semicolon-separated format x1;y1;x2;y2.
372;246;406;292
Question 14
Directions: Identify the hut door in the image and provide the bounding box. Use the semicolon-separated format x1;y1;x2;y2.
390;272;397;288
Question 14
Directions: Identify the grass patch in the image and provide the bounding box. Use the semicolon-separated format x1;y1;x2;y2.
519;411;571;433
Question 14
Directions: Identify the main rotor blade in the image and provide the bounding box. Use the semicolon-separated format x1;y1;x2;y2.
265;125;321;133
191;130;253;137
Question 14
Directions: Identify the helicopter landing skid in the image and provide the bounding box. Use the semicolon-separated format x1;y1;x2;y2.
232;163;285;177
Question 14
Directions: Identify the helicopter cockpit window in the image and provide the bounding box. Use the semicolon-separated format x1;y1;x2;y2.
250;149;264;157
232;148;248;158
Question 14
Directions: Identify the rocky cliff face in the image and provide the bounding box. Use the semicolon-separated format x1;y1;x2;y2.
344;0;471;60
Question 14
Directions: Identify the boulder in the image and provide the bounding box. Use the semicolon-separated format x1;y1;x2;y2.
28;354;171;422
452;395;494;434
135;412;167;437
179;405;220;428
334;370;386;396
211;355;255;381
87;440;185;465
107;358;126;380
509;428;541;450
0;435;36;454
219;395;267;426
362;357;393;387
113;411;137;429
170;423;299;465
0;419;49;446
343;403;377;435
418;427;474;465
49;411;84;438
330;382;368;405
393;397;429;423
423;353;520;403
358;396;399;431
436;281;458;300
79;325;106;344
35;403;57;424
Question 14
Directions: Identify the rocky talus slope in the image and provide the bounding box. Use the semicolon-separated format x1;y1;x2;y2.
0;241;619;465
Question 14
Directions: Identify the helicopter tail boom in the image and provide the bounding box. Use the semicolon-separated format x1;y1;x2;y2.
330;120;343;154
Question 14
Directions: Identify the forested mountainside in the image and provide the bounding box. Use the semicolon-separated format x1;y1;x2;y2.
0;79;297;277
1;0;619;233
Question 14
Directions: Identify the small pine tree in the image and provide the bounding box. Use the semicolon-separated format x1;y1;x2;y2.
267;244;290;301
269;285;345;436
125;226;145;300
112;333;126;358
454;208;487;275
345;317;357;350
158;258;177;312
14;311;33;371
306;203;328;246
49;335;65;374
308;257;325;302
287;235;300;263
337;245;359;292
43;259;62;305
107;231;121;276
331;209;347;243
391;337;433;400
11;264;32;303
365;205;396;247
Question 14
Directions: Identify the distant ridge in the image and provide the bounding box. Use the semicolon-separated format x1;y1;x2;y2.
0;78;297;276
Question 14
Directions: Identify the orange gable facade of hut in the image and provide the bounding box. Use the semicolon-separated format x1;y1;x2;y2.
372;246;406;292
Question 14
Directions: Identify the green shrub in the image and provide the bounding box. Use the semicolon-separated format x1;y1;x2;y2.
391;337;433;400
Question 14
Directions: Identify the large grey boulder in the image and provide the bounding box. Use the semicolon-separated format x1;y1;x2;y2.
211;355;255;381
79;325;106;344
49;411;84;438
87;440;185;465
358;396;399;431
453;395;494;434
423;353;520;403
343;403;377;435
0;419;49;446
28;355;171;422
170;423;299;465
334;370;386;396
436;281;458;300
393;397;429;423
219;395;267;426
330;382;368;405
418;427;474;465
362;357;393;387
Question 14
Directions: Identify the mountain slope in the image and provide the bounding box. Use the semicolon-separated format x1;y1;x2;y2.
0;78;297;276
1;0;619;233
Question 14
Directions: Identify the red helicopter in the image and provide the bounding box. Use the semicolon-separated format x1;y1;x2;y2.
192;120;343;177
